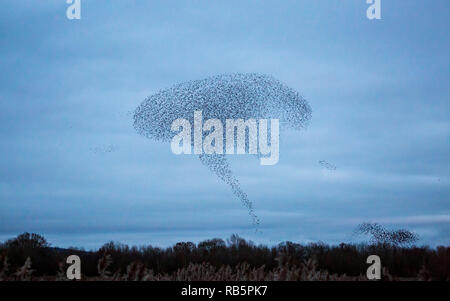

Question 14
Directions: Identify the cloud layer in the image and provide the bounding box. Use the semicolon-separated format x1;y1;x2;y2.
0;1;449;248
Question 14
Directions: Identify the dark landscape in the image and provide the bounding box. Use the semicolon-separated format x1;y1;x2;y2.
1;231;448;281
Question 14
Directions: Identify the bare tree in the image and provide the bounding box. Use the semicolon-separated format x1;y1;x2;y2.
4;232;50;249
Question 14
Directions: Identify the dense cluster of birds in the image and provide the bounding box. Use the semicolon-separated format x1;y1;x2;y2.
133;73;312;226
355;222;419;246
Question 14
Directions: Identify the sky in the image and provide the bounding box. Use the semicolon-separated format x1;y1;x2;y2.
0;0;449;249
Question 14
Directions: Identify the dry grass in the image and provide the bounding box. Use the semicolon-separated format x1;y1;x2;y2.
0;253;433;281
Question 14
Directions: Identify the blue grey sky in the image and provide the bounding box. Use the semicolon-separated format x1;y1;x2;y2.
0;0;449;249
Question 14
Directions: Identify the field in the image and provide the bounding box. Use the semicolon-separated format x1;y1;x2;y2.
0;233;448;281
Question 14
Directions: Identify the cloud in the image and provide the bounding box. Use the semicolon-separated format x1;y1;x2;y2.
0;0;449;248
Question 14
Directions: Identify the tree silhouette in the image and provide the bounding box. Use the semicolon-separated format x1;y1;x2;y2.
4;232;50;249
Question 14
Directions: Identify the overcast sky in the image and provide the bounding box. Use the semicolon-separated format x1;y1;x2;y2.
0;0;449;249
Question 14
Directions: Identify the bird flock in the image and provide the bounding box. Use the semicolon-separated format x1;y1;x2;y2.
133;73;312;226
